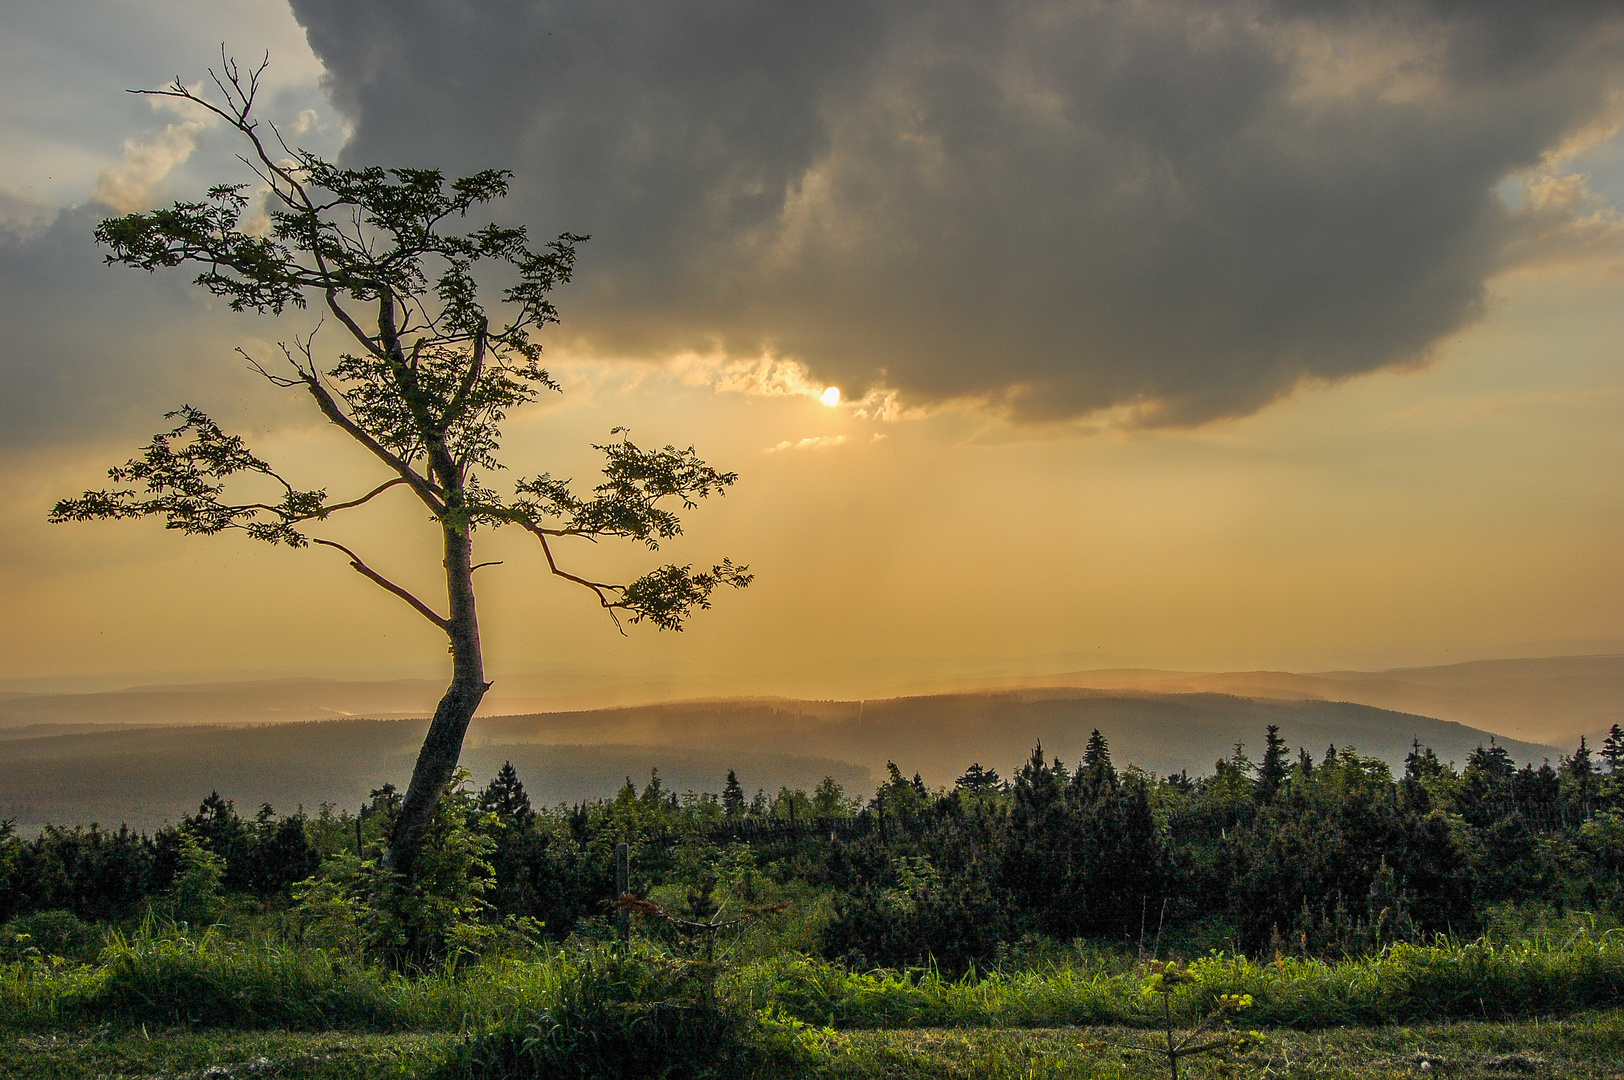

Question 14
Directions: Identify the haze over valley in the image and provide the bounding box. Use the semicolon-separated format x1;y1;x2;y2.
0;663;1583;831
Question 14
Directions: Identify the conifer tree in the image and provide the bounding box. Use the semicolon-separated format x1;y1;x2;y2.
1564;737;1595;780
722;770;746;819
1462;741;1517;811
480;762;533;826
956;763;1002;795
1256;724;1289;801
1603;724;1624;774
1561;737;1596;814
1077;729;1119;801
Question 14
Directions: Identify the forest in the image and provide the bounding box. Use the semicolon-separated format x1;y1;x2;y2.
3;724;1624;1077
5;724;1622;968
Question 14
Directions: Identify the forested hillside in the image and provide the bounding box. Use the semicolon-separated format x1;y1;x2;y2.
0;692;1553;831
4;723;1617;968
479;690;1557;783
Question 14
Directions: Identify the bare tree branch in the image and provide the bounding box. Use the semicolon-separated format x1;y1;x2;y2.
312;538;449;630
512;517;627;631
295;357;446;516
321;477;411;515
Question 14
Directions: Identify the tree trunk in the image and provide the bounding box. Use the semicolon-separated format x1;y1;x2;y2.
383;516;488;877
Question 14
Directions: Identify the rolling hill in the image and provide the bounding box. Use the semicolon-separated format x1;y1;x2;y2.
0;689;1556;833
1002;655;1624;744
3;654;1615;746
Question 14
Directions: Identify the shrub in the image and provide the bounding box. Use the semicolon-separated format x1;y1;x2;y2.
289;772;506;968
156;831;226;927
1;910;104;963
441;949;765;1080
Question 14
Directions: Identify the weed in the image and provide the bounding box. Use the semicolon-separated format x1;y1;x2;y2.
1112;962;1261;1080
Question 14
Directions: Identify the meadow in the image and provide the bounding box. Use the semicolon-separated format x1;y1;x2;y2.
3;925;1623;1077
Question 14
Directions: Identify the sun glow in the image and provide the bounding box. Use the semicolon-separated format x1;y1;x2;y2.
821;386;841;407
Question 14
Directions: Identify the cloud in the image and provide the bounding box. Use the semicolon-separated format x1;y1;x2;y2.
0;207;300;450
765;435;847;453
91;119;207;213
1495;169;1624;273
282;0;1621;425
0;184;52;239
669;352;830;404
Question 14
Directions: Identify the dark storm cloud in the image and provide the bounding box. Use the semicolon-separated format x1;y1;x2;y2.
290;0;1620;422
0;0;337;450
0;209;293;449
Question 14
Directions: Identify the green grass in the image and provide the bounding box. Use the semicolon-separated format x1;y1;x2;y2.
0;1029;456;1079
0;933;569;1032
6;930;1624;1033
4;929;1624;1077
728;923;1624;1030
812;1011;1624;1079
4;1013;1624;1079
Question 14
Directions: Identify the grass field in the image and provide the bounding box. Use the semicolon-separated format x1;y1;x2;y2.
4;928;1623;1077
3;1012;1623;1079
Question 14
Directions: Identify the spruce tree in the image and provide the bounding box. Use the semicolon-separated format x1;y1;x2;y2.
1077;729;1119;801
1462;741;1517;814
480;762;533;825
1561;736;1596;815
1564;736;1595;780
1603;724;1624;774
1256;724;1289;801
955;763;1002;795
722;770;746;818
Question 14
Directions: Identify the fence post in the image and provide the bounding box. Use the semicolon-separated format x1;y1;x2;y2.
615;841;630;940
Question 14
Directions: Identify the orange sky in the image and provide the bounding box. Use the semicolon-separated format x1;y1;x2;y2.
5;261;1621;696
1;2;1622;697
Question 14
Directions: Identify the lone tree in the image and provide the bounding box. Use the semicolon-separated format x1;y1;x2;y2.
51;57;750;877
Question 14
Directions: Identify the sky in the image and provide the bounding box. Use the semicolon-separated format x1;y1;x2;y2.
0;0;1622;697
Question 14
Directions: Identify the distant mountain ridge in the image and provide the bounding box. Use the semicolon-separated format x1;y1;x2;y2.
2;654;1615;745
0;678;445;729
0;688;1557;833
477;689;1559;784
995;655;1624;743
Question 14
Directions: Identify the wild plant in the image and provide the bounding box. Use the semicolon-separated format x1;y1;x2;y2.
1111;961;1261;1080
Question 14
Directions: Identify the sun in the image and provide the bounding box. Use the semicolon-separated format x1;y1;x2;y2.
820;386;841;407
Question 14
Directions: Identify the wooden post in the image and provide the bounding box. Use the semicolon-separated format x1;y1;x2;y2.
615;841;630;940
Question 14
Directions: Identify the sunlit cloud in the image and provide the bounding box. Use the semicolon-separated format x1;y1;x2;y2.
90;92;219;214
91;119;206;213
660;350;941;427
1497;169;1624;273
764;434;847;453
849;387;931;424
668;351;827;402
